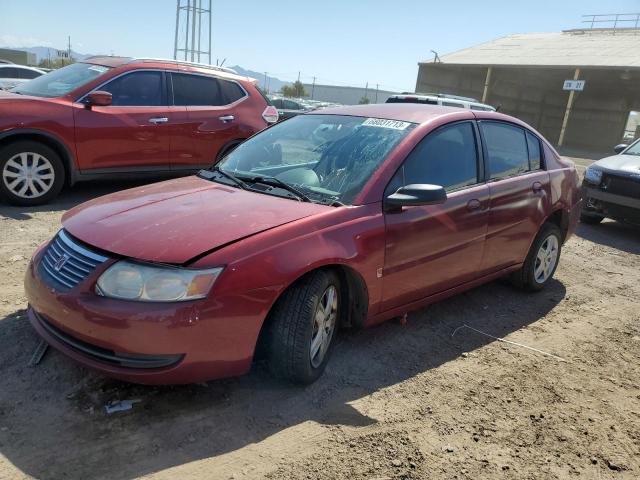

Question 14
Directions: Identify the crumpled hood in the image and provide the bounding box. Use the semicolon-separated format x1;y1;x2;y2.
592;154;640;176
62;176;330;264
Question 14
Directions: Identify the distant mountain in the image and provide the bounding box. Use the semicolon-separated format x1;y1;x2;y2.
229;65;289;93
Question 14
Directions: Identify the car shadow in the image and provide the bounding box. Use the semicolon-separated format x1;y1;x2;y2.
576;220;640;255
0;278;566;480
0;177;173;220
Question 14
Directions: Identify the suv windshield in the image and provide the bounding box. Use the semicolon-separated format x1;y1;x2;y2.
624;140;640;156
11;62;111;97
217;114;415;205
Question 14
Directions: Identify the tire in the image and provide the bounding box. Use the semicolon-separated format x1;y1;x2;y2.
0;141;65;206
266;270;341;384
580;211;604;224
511;222;562;292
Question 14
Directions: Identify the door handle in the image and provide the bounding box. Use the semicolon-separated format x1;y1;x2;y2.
219;115;235;123
466;199;482;211
148;117;168;124
532;181;543;193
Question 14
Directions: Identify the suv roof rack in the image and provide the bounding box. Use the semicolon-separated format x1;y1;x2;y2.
129;57;237;74
399;92;480;103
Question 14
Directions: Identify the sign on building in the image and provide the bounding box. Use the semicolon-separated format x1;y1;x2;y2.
563;80;585;91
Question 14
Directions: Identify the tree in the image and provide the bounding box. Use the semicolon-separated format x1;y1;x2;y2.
281;80;308;98
358;96;370;105
38;57;75;69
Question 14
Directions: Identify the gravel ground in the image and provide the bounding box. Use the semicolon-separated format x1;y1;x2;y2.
0;165;638;480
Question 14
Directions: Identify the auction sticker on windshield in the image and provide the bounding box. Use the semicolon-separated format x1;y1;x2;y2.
362;118;411;130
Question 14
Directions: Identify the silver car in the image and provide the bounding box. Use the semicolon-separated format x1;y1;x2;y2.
0;64;45;90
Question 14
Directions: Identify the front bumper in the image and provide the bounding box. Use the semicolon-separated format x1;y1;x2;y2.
24;245;273;385
582;184;640;224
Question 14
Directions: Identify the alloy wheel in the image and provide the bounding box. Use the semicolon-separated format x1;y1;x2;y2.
534;235;559;284
310;285;338;368
2;152;56;199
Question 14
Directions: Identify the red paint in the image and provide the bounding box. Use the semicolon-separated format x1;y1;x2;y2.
0;57;270;175
25;104;580;384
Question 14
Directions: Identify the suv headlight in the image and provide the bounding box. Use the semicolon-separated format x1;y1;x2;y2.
584;166;603;185
96;261;223;302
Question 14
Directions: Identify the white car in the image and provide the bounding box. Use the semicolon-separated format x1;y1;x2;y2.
386;93;496;111
0;64;46;90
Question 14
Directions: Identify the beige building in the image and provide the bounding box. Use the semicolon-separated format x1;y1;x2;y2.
416;28;640;153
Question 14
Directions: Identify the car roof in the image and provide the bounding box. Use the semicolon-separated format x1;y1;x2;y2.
311;103;483;124
0;64;44;72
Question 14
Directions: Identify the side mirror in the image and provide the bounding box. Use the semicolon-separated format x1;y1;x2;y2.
385;184;447;209
85;90;112;108
613;144;627;154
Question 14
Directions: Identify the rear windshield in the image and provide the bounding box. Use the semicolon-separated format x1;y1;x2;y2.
11;62;111;97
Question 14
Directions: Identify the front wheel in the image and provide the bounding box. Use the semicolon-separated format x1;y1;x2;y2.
0;141;65;206
266;270;341;384
511;223;562;292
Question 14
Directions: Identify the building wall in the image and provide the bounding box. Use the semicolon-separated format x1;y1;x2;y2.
416;63;640;153
301;83;398;105
0;48;36;66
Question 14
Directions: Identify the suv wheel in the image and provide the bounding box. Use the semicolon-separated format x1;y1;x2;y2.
511;222;562;292
0;141;65;206
266;270;341;384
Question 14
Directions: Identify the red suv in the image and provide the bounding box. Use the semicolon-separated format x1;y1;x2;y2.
0;56;277;205
25;104;580;385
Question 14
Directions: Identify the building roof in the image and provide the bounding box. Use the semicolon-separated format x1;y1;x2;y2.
422;30;640;69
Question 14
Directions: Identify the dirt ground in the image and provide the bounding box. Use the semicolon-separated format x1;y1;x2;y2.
0;161;638;480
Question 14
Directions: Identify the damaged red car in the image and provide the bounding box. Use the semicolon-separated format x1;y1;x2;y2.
25;104;580;385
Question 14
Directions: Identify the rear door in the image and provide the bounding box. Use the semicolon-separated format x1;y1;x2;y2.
382;121;490;311
74;70;173;171
479;121;550;272
168;72;248;169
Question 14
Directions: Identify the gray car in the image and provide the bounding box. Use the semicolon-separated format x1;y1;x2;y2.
581;140;640;225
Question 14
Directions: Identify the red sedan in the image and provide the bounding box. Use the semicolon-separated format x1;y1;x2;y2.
25;104;580;385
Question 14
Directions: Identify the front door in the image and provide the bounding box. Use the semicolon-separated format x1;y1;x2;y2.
74;70;174;171
382;121;489;311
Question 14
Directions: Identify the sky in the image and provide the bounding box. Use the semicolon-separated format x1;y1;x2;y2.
1;0;639;91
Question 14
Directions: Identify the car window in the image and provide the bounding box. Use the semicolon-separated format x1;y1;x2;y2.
526;131;542;170
271;98;284;108
20;69;42;79
101;71;164;106
392;122;479;193
218;79;245;103
11;62;111;97
283;99;301;110
0;67;19;78
481;122;530;179
171;73;224;106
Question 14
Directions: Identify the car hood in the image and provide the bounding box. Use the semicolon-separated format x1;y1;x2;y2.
62;176;331;264
592;154;640;176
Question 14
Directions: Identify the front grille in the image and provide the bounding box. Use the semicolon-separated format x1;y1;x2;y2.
39;230;109;291
34;310;183;369
602;173;640;199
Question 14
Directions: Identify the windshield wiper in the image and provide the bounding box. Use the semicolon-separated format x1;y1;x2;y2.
203;167;249;190
244;175;312;202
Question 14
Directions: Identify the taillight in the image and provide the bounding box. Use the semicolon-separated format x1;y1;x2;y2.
262;105;279;124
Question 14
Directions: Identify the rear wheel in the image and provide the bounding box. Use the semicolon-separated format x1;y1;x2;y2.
0;141;65;206
511;223;562;292
266;270;341;384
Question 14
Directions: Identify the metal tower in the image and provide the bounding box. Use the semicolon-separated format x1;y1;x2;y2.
173;0;212;64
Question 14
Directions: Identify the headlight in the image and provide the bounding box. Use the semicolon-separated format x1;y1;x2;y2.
584;167;603;185
96;261;223;302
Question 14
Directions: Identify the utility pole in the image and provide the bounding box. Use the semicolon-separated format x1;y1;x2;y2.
375;84;379;103
312;76;316;99
297;71;301;83
264;72;268;92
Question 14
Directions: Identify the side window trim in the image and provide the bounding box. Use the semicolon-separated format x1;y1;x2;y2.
525;130;545;171
384;119;484;198
169;71;249;107
477;119;534;182
76;69;168;107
